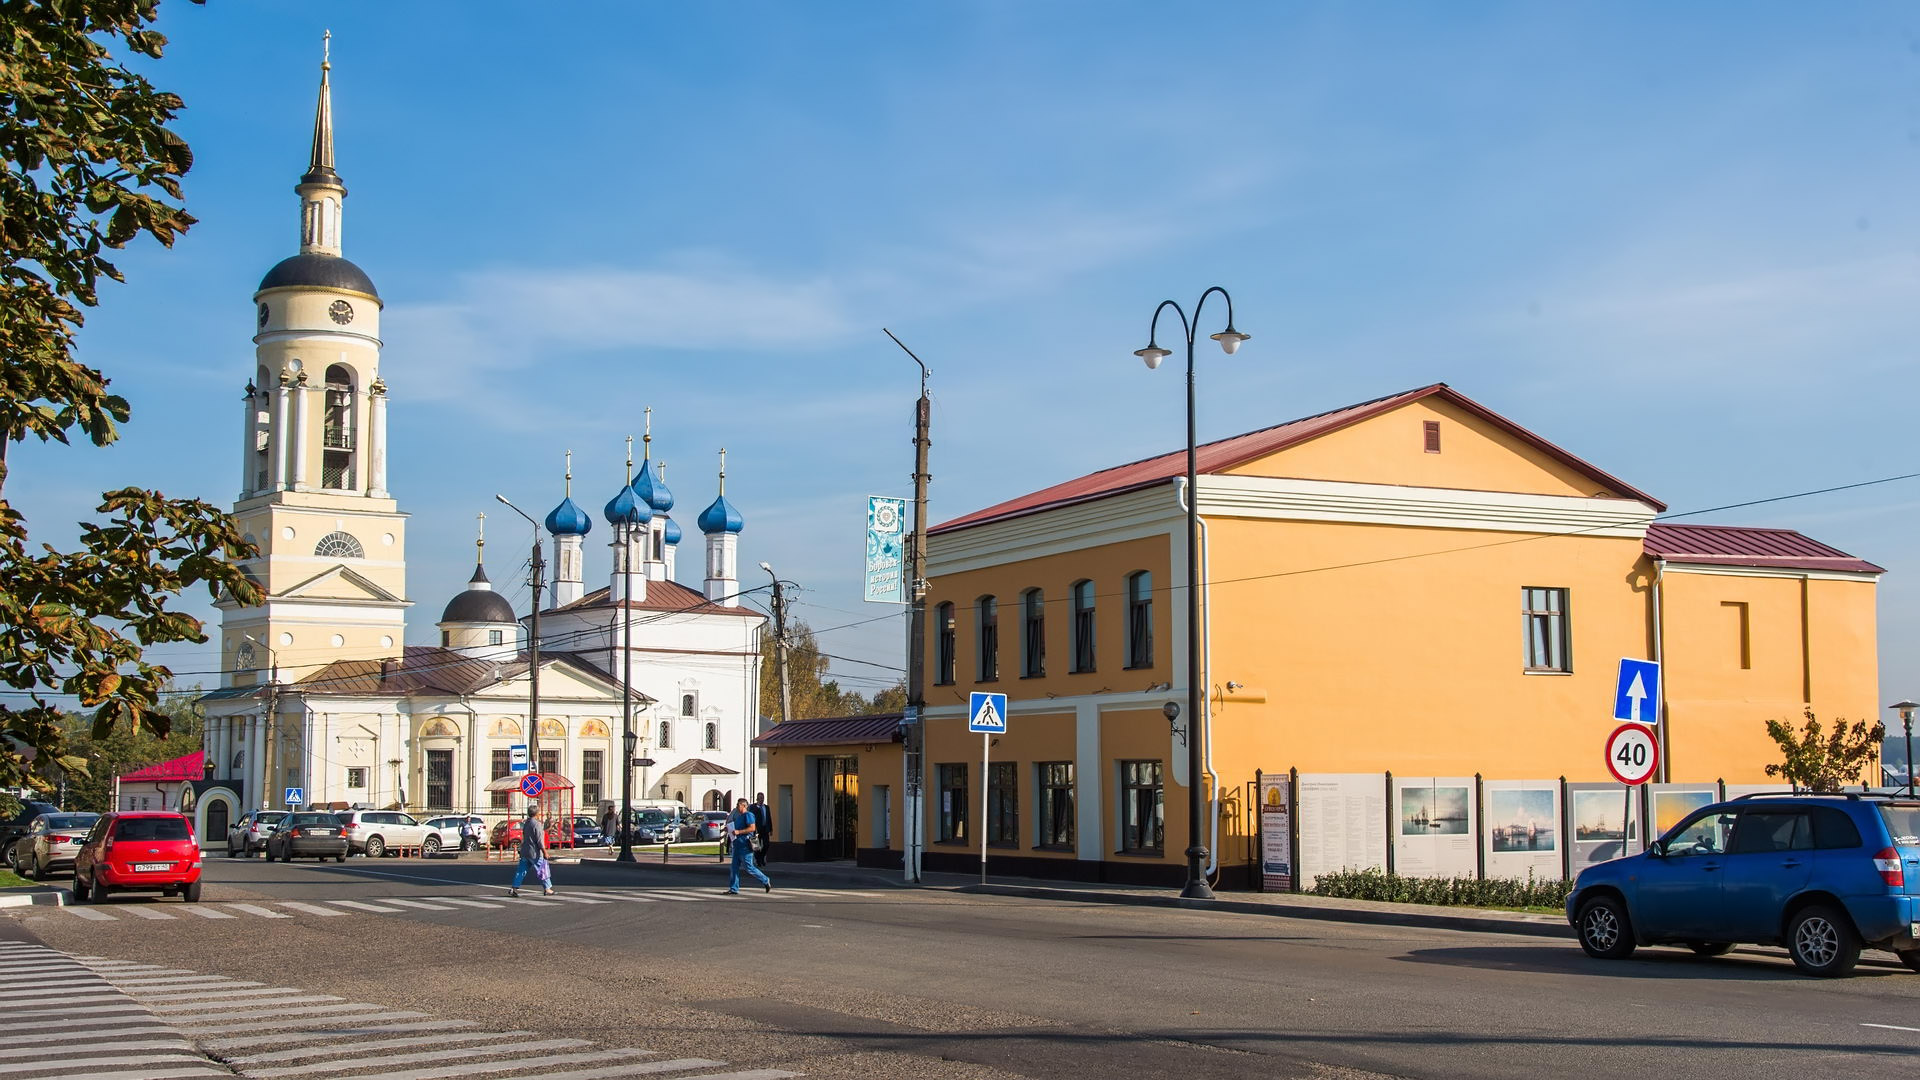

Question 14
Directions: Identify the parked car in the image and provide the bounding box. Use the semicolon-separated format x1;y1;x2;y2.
227;809;289;858
15;812;99;879
2;800;60;871
263;812;348;862
1568;793;1920;977
687;811;730;843
422;815;489;851
491;817;524;848
335;810;436;857
568;816;602;847
72;812;203;903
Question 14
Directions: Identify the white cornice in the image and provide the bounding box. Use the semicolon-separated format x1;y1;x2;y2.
1657;561;1881;583
252;328;382;349
1198;475;1657;537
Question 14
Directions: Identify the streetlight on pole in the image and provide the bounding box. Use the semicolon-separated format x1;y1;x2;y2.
242;632;283;810
493;494;546;775
760;562;792;731
1134;286;1249;901
1890;701;1917;797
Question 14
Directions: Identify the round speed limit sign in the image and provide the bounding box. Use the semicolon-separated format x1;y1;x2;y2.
1605;723;1659;785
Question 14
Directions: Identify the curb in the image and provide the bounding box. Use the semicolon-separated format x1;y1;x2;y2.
963;882;1575;939
594;856;909;889
0;889;68;909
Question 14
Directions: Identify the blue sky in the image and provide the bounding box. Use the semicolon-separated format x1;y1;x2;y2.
10;3;1919;741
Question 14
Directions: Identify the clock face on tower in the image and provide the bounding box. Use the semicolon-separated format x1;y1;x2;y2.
328;299;355;325
257;302;269;328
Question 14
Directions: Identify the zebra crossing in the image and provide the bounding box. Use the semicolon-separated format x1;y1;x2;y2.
0;941;802;1080
30;885;889;923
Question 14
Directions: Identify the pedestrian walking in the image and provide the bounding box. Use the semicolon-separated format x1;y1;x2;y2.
749;792;772;866
725;797;771;895
509;806;554;897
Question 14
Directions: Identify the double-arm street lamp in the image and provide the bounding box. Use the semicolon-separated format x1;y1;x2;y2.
1135;286;1249;902
1890;701;1917;796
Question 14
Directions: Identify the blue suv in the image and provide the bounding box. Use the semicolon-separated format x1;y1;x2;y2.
1567;793;1920;977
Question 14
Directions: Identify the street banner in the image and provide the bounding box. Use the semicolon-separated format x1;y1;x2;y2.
1257;771;1293;892
864;496;907;604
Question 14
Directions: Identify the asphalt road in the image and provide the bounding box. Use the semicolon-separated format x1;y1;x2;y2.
6;854;1920;1080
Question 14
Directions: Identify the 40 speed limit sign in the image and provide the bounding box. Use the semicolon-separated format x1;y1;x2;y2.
1604;723;1659;785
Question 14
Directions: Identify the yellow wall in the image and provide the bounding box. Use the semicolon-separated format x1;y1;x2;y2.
921;709;1082;861
1226;397;1625;499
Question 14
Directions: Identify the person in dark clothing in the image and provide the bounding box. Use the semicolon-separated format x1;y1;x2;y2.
725;798;771;895
749;793;772;865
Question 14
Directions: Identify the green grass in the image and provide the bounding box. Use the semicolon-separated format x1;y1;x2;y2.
0;869;34;889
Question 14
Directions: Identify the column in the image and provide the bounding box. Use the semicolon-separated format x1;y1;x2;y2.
268;380;290;491
249;714;266;808
368;382;389;497
290;376;311;491
1075;702;1104;863
238;388;256;497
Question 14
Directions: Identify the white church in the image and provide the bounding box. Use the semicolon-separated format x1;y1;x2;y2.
193;50;769;844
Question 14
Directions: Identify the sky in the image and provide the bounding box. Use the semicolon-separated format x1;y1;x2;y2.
10;3;1920;750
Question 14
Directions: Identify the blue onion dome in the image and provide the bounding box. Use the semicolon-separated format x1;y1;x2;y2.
697;493;743;534
604;481;651;526
545;496;592;537
633;462;673;513
663;516;682;545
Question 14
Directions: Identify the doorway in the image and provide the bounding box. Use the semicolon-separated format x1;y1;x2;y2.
205;797;230;846
813;755;859;860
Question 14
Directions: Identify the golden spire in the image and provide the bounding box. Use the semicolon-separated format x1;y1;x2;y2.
475;512;485;560
308;30;337;179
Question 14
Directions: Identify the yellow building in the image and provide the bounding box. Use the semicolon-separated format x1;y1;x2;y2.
758;384;1883;887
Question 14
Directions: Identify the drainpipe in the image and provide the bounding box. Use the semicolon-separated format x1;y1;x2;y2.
1175;477;1221;880
1651;559;1668;783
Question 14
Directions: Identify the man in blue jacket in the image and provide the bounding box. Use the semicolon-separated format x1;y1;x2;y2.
725;798;771;895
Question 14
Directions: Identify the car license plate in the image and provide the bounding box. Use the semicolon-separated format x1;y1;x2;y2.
313;829;335;836
133;862;172;872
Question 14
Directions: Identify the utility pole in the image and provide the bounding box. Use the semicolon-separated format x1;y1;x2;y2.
885;327;931;885
763;564;793;728
495;495;546;767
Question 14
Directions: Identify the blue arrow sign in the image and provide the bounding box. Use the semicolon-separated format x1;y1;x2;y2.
1614;658;1661;726
968;692;1008;734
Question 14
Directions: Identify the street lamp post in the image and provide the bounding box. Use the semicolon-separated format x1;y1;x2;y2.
1135;286;1249;901
493;494;546;774
1890;701;1917;797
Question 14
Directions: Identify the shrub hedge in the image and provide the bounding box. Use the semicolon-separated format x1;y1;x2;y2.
1309;867;1575;909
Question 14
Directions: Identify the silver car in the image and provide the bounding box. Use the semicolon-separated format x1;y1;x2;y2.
15;813;99;879
336;810;436;857
421;815;488;852
227;810;288;858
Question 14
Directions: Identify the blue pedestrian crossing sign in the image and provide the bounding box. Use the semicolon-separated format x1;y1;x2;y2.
968;692;1009;734
1614;658;1661;726
283;787;304;807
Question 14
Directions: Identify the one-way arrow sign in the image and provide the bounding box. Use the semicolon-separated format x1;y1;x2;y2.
1613;658;1661;726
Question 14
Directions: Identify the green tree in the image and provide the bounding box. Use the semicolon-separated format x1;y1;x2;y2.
56;686;204;813
1763;711;1886;793
760;619;906;720
1;0;257;800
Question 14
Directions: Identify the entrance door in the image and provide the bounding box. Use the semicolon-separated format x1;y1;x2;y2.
426;750;453;810
205;798;230;847
813;756;860;860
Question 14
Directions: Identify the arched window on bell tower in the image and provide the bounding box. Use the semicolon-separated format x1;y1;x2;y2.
322;364;356;491
254;365;272;494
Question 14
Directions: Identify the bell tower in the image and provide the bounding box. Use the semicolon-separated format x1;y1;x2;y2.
217;34;409;687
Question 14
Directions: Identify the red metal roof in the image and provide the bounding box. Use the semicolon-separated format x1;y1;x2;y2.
118;751;204;784
1643;523;1884;575
752;714;903;748
932;384;1664;535
550;579;764;618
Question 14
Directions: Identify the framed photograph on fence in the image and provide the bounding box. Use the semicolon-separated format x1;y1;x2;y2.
1565;782;1643;872
1482;780;1562;881
1392;776;1476;879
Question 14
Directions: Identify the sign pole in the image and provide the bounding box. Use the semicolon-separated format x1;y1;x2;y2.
980;729;989;885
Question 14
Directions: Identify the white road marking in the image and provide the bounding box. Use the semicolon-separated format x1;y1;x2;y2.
326;899;406;913
378;898;457;910
1863;1022;1920;1033
169;1002;390;1025
227;1030;539;1065
152;993;344;1012
435;898;505;908
0;1052;212;1076
504;1061;736;1080
38;1070;229;1080
11;1002;150;1018
563;892;659;904
0;1026;181;1047
205;1019;478;1051
118;978;265;991
147;986;332;1004
0;1039;189;1061
284;1047;658;1080
118;905;180;920
178;905;237;920
197;1011;435;1039
277;901;349;916
226;902;292;918
245;1037;594;1077
539;893;610;904
63;906;116;920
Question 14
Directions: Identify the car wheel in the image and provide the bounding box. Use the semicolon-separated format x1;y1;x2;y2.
1576;895;1636;960
183;880;202;903
422;836;441;857
1687;942;1735;957
334;853;346;863
2;845;16;871
17;854;34;881
1786;905;1861;977
71;875;90;903
365;835;386;859
1896;949;1920;973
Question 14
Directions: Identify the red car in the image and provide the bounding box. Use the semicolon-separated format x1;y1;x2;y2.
72;812;204;903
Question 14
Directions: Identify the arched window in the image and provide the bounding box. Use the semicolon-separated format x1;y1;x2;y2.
976;595;999;682
704;722;719;750
681;693;697;717
1071;579;1096;673
1021;588;1045;678
1126;571;1154;669
935;602;956;685
658;720;672;749
314;531;364;558
253;366;271;493
322;364;356;490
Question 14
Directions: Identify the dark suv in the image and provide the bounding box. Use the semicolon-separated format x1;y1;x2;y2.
1568;793;1920;977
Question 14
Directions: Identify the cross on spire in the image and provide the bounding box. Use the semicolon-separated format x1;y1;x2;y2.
563;449;573;496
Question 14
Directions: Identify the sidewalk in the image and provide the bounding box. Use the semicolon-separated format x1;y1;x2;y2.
0;886;68;909
578;850;1573;939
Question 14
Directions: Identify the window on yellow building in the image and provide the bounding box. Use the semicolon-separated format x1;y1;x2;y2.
490;750;512;810
1071;580;1096;673
935;602;956;685
1722;601;1751;669
1522;587;1570;672
1037;762;1074;848
937;764;968;842
977;596;999;682
1021;588;1045;678
1126;571;1154;669
488;629;503;646
1120;760;1163;854
581;750;602;807
988;762;1018;846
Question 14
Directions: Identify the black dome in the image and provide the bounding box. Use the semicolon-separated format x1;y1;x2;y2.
257;253;380;299
440;589;518;625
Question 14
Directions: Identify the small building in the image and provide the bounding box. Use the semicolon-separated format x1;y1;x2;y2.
115;752;205;813
758;383;1883;888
